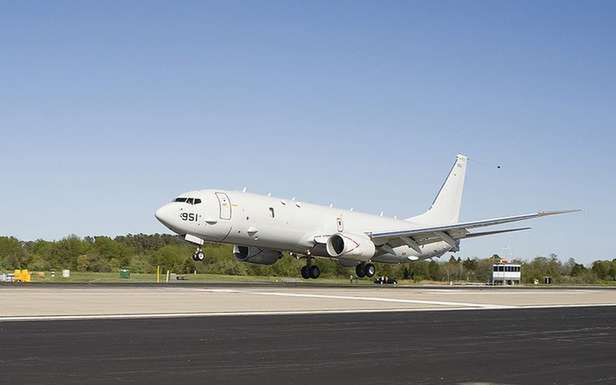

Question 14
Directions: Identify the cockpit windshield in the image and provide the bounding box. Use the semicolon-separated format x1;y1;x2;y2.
174;197;202;205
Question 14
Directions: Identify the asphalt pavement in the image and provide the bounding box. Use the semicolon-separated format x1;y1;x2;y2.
2;306;615;385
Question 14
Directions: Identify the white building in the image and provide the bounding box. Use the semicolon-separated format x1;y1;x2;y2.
492;264;521;285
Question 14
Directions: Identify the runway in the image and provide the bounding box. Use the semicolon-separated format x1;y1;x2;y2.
1;307;615;385
2;285;616;320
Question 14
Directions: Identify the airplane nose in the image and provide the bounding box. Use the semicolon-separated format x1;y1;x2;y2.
155;204;174;226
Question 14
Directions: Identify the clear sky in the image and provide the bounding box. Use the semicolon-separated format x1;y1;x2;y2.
1;1;614;263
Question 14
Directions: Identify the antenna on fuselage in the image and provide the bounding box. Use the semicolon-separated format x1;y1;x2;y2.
242;186;247;192
379;211;384;217
329;203;333;208
267;192;272;197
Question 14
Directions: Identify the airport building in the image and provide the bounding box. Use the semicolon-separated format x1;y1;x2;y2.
492;263;521;285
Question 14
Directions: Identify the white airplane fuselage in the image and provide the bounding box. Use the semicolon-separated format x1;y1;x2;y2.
155;189;452;265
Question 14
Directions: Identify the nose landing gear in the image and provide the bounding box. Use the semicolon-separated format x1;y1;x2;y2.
355;262;375;278
192;247;205;262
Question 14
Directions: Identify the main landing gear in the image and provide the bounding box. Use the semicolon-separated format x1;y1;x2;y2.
355;262;376;278
300;259;320;279
192;247;205;262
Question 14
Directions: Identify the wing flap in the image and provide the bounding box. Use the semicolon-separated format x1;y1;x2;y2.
465;227;531;238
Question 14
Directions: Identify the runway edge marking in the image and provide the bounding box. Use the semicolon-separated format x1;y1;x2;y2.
3;303;616;322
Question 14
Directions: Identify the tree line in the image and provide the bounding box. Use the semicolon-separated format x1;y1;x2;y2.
0;234;614;283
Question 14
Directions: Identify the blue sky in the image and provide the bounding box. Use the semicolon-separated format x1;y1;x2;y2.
1;1;614;263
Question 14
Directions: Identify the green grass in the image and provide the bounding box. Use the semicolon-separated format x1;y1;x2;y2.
22;271;616;287
25;271;377;285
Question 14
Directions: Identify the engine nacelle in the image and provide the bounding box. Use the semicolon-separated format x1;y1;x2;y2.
326;233;376;261
233;245;282;265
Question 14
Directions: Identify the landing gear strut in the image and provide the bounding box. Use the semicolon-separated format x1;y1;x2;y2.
355;262;375;278
192;247;205;262
300;259;320;279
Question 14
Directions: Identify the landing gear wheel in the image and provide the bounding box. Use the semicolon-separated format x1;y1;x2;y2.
301;266;310;279
355;264;366;278
309;265;320;279
193;248;205;262
364;263;376;278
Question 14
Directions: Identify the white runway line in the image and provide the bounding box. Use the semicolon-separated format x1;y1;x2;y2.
0;307;473;322
215;290;510;309
2;303;616;322
418;289;605;295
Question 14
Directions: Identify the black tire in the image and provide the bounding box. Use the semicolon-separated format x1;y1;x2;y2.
196;251;205;261
301;266;310;279
364;263;376;278
309;265;320;279
355;264;366;278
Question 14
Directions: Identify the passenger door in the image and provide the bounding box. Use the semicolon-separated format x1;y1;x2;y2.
209;192;232;241
216;192;232;220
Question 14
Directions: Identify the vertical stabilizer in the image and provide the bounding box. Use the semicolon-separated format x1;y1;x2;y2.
409;154;467;225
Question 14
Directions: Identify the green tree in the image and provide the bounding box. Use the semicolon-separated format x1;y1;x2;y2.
46;235;89;269
76;255;90;272
592;260;611;280
462;258;478;281
151;244;191;273
428;260;441;281
0;236;26;269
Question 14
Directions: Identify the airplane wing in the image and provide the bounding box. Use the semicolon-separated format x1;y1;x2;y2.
368;210;580;253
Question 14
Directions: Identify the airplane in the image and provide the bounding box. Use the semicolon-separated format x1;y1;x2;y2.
154;154;579;279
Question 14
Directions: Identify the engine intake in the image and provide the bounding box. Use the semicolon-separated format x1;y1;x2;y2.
233;245;282;265
326;233;376;261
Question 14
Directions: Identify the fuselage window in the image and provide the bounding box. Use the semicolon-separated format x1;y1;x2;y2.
194;199;202;204
269;207;275;218
175;197;188;203
187;198;194;205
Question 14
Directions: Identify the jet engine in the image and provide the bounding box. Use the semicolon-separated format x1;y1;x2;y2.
233;245;282;265
326;233;376;261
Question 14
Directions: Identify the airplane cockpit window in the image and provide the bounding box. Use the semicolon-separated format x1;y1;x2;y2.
174;197;202;204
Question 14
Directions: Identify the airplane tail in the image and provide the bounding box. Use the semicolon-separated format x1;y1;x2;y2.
409;154;467;225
